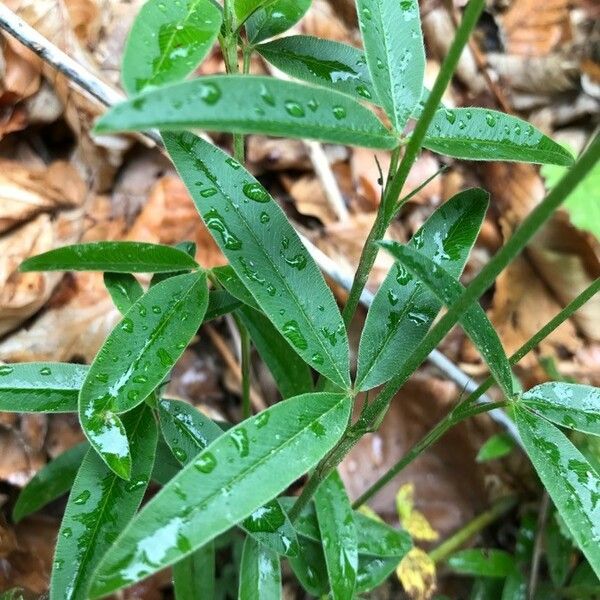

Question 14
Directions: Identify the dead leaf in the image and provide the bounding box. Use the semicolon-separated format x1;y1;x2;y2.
281;174;339;225
499;0;571;57
396;547;437;600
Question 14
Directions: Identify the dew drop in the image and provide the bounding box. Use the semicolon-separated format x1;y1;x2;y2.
0;366;13;376
200;187;218;198
62;527;72;538
243;182;270;203
356;84;372;99
310;421;326;437
284;101;305;118
282;320;308;350
307;99;319;112
259;211;270;224
205;208;243;250
121;319;134;333
256;411;270;428
157;348;174;367
283;253;308;271
133;375;148;384
39;367;52;376
388;290;399;306
311;352;324;365
231;428;250;457
362;7;372;19
332;105;347;120
195;452;217;473
260;84;276;106
485;112;497;127
226;157;241;170
152;305;162;314
198;82;221;105
74;490;91;505
444;109;456;125
173;447;188;462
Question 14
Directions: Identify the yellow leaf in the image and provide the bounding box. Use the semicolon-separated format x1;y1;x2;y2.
396;483;415;521
357;504;384;523
396;547;437;600
404;510;439;542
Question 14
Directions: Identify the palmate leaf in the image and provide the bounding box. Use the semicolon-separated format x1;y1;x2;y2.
165;132;350;388
314;471;358;599
380;242;514;397
50;405;157;600
521;382;600;436
20;242;199;273
158;398;300;557
423;108;575;166
280;496;411;594
238;537;282;599
122;0;222;96
356;0;425;132
89;392;352;597
515;407;600;578
245;0;311;44
13;442;88;522
95;76;397;150
80;271;208;479
0;363;87;413
357;188;488;391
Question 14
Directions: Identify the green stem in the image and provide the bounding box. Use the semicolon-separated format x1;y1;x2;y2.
428;495;518;563
340;0;486;330
361;134;600;431
353;276;600;507
240;322;252;419
352;402;505;509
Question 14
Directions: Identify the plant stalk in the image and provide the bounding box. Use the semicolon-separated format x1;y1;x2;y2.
340;0;486;329
354;276;600;506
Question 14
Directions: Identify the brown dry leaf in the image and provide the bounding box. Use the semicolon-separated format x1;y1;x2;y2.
339;376;496;537
0;211;83;337
486;255;580;373
247;136;311;173
0;160;85;234
0;426;45;487
0;515;58;594
302;0;355;42
281;174;339;225
499;0;571;57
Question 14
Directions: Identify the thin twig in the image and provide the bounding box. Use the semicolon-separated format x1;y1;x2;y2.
0;5;519;442
205;324;266;412
529;492;550;599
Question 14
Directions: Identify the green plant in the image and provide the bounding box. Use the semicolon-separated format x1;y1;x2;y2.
2;0;599;598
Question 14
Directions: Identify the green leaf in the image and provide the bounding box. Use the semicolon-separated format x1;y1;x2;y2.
357;188;488;391
95;76;397;150
173;543;215;600
356;0;425;131
205;289;242;322
80;271;208;479
152;437;183;485
238;537;282;599
20;242;199;274
239;306;314;399
104;273;143;314
356;556;401;593
214;266;314;398
379;241;514;397
515;407;600;578
50;405;157;600
158;397;223;464
12;442;88;522
159;398;300;557
314;471;358;599
279;496;411;559
89;392;351;597
0;363;87;413
234;0;271;24
521;383;600;437
256;36;377;103
288;537;329;597
476;433;515;463
122;0;222;96
213;265;260;310
542;157;600;240
164;132;351;388
245;0;311;44
423;109;575;166
447;549;515;578
545;509;573;587
501;570;526;600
